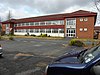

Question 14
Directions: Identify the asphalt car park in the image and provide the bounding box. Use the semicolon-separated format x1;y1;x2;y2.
0;38;83;75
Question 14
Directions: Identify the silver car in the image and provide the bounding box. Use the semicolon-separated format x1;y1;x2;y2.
0;45;3;57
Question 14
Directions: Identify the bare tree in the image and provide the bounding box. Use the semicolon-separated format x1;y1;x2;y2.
7;10;12;20
94;0;100;12
93;0;100;25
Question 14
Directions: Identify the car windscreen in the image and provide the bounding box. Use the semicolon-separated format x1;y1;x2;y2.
83;46;100;63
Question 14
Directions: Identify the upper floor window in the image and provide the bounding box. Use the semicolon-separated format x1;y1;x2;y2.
67;18;76;25
34;22;39;26
26;22;30;26
80;18;83;21
80;18;88;22
21;23;24;26
14;24;17;27
30;22;34;26
46;21;52;25
84;18;88;21
40;21;45;26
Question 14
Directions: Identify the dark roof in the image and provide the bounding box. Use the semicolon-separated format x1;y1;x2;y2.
2;10;97;24
94;26;100;31
1;19;16;24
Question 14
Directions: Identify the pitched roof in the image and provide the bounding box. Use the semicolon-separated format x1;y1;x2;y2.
2;10;97;24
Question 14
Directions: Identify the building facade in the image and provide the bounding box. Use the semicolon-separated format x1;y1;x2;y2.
1;10;97;39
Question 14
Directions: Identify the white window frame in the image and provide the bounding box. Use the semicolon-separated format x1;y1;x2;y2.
84;18;88;21
84;28;88;31
80;18;83;21
80;28;83;31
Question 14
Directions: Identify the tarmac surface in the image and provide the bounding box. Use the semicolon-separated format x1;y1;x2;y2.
0;38;83;75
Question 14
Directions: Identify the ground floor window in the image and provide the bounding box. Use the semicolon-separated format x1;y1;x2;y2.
30;29;34;33
14;28;64;34
46;29;51;33
59;29;64;33
40;29;45;33
52;29;58;33
35;29;39;33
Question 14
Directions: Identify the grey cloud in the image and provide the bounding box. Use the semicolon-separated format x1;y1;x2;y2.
29;0;92;14
0;0;93;14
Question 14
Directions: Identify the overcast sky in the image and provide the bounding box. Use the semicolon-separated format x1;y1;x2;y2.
0;0;99;25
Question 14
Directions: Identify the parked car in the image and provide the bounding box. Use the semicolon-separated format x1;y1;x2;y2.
45;45;100;75
0;44;3;57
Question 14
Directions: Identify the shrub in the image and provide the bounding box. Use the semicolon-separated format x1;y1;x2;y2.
38;34;47;37
1;31;5;36
0;36;2;40
41;34;47;37
48;35;50;37
9;36;14;40
69;39;84;47
31;34;36;37
25;34;28;36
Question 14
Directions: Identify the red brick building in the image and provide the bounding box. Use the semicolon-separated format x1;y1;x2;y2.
1;10;97;39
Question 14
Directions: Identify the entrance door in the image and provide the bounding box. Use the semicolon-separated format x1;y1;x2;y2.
66;28;75;37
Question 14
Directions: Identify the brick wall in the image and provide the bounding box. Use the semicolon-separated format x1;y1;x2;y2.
2;24;6;31
76;17;95;39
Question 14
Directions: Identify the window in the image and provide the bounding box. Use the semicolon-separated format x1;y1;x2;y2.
22;23;25;26
14;24;17;27
40;21;45;25
67;18;76;25
80;18;83;21
60;20;64;25
21;29;26;32
30;22;34;26
59;29;64;33
17;24;20;27
52;21;58;25
34;22;39;26
35;29;39;33
23;29;26;32
52;29;58;33
52;20;64;25
40;29;45;33
17;29;21;32
84;28;88;31
46;21;52;25
30;29;34;33
84;18;88;21
80;28;83;31
46;29;51;33
26;22;30;26
14;29;17;32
